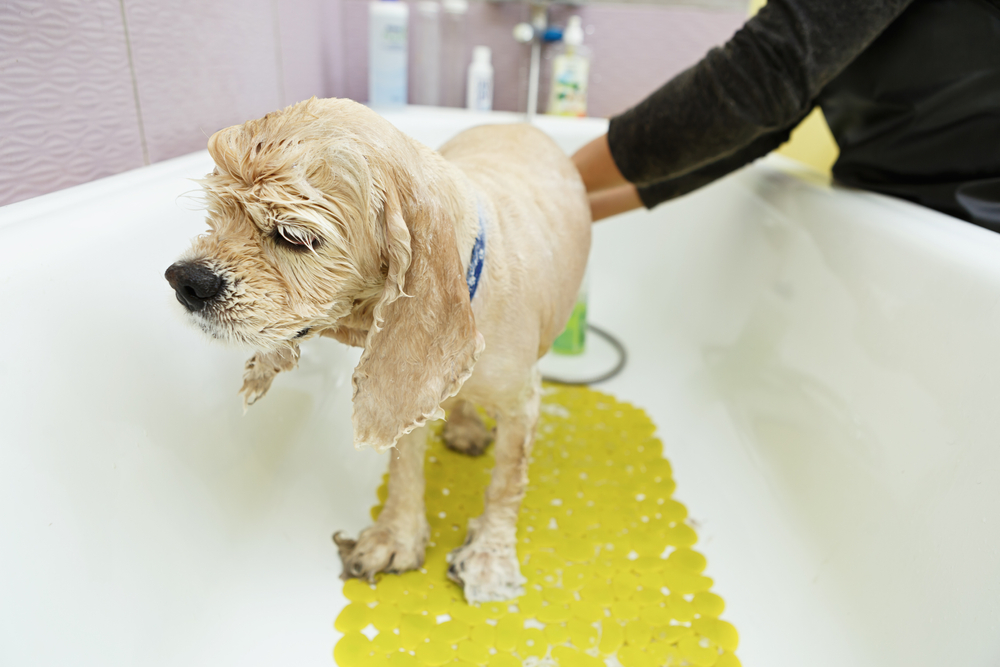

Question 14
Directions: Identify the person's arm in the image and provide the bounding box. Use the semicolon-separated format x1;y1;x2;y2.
578;112;807;220
573;134;629;194
632;111;807;209
573;134;642;221
588;184;643;222
607;0;914;192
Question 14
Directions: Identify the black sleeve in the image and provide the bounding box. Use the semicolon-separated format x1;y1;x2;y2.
608;0;914;193
635;110;808;208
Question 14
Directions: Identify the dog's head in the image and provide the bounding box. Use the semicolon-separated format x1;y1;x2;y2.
166;98;484;451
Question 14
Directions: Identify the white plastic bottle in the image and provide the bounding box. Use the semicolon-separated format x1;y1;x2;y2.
547;16;591;117
466;46;494;112
368;0;409;107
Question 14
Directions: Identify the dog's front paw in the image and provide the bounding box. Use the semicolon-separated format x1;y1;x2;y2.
447;536;525;603
239;347;299;410
334;521;429;581
240;369;275;409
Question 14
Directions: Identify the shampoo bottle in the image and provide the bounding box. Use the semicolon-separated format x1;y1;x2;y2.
368;0;409;106
547;16;590;117
466;46;494;111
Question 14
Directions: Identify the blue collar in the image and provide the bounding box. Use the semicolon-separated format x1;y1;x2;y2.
465;202;487;300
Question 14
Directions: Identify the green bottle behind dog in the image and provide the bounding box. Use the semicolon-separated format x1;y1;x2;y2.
552;270;588;355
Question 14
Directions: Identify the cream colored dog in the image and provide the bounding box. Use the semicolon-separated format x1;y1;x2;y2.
165;98;590;602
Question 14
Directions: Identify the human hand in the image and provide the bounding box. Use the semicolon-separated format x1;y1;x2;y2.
572;134;642;221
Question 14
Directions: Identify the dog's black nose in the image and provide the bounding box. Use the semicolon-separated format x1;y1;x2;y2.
165;262;224;312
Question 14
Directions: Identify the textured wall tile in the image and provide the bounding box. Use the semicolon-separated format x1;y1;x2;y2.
340;0;370;103
0;0;145;206
323;0;348;98
340;0;532;111
0;0;744;208
337;0;743;118
124;0;283;163
569;4;745;118
532;3;745;118
464;2;535;113
276;0;331;105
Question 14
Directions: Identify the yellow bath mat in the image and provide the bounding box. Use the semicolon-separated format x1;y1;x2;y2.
333;385;741;667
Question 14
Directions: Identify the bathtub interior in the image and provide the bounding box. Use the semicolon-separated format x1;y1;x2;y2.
2;106;1000;667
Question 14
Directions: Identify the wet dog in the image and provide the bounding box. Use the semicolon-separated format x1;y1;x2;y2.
165;98;590;602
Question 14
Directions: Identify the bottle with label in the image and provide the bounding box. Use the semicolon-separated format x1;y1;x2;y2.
547;16;591;117
466;46;494;112
369;0;409;106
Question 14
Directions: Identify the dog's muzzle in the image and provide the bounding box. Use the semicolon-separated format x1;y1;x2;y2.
164;262;225;312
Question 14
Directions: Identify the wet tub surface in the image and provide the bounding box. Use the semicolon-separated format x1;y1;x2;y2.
2;106;999;667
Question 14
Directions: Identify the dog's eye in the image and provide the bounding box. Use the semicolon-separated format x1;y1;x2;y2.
274;225;321;254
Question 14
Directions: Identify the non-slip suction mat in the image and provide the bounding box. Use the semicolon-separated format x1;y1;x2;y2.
334;385;741;667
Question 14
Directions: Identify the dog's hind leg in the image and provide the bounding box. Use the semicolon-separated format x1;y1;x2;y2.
446;374;540;602
239;343;300;410
335;427;431;581
442;400;495;456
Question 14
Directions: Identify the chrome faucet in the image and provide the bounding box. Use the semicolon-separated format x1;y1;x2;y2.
513;2;552;122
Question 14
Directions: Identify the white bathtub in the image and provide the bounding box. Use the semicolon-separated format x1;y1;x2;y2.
2;106;999;667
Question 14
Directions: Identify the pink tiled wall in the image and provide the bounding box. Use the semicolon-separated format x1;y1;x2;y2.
0;0;333;206
0;0;744;206
0;0;145;205
124;0;282;163
566;4;745;118
339;1;744;119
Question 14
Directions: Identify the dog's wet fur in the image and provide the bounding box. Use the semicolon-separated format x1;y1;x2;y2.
166;98;590;602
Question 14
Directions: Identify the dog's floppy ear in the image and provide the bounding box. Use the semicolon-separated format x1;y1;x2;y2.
351;180;485;452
